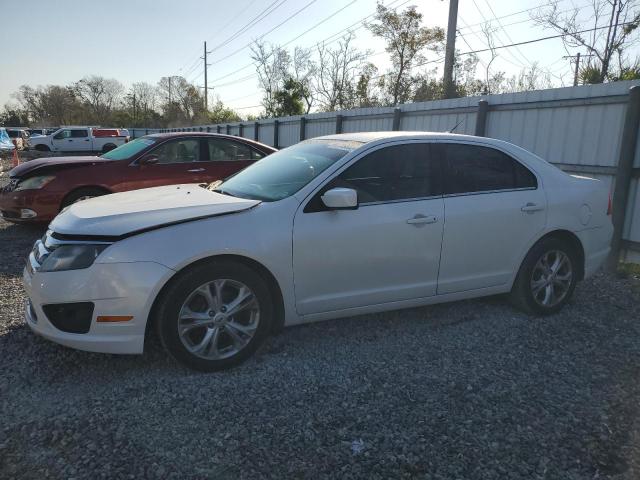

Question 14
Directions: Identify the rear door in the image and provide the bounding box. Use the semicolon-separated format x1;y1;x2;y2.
200;138;264;183
434;142;546;294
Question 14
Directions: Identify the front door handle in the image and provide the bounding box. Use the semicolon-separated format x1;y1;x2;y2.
521;202;544;213
187;168;205;173
406;214;438;225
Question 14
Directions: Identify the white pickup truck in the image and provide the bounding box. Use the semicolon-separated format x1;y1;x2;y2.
29;127;129;153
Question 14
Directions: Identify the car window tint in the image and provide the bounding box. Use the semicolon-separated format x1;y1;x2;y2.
440;144;537;194
207;139;254;161
333;143;441;203
71;129;88;138
54;130;71;139
152;139;200;164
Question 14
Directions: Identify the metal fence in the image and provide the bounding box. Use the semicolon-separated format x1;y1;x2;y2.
137;80;640;263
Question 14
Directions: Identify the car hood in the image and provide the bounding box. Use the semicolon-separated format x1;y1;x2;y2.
49;184;261;237
10;156;108;177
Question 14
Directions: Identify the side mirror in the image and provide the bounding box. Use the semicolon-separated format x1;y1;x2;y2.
321;187;358;210
139;154;159;165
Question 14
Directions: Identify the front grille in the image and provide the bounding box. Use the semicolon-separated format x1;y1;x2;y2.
28;299;38;323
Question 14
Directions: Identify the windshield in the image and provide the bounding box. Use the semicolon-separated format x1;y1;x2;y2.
214;139;362;201
100;136;158;160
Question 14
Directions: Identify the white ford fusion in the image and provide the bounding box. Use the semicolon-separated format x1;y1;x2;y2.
23;132;613;371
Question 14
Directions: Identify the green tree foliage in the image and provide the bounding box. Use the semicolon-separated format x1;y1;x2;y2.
367;2;444;105
272;78;305;117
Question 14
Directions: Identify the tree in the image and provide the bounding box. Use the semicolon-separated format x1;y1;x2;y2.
272;77;305;117
0;105;29;126
355;63;380;107
209;99;241;123
533;0;640;83
251;41;291;117
316;32;368;111
16;84;82;125
73;75;124;123
367;3;444;105
292;47;317;113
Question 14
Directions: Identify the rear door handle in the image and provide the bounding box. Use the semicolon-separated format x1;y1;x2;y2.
187;168;205;173
521;202;544;213
406;214;438;225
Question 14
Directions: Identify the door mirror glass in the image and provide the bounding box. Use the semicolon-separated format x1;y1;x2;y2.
139;154;159;165
321;188;358;210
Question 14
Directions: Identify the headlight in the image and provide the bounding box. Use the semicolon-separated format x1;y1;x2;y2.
15;175;55;191
40;244;108;272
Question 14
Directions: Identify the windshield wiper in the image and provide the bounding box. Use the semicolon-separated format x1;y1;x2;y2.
205;179;223;191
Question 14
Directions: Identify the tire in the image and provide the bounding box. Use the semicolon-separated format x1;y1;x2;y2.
156;260;273;372
35;144;50;152
61;187;107;209
510;237;579;315
102;144;116;153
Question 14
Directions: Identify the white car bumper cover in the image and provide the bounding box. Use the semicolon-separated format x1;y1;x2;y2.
23;261;173;354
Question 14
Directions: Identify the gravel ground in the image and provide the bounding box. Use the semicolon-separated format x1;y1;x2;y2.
1;219;640;479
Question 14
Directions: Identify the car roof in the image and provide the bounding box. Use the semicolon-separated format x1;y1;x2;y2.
315;131;488;144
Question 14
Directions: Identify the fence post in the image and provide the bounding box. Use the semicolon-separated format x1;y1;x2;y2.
254;121;260;141
239;123;244;137
145;129;149;135
300;116;306;141
475;100;489;136
226;124;230;135
392;107;402;131
273;120;280;148
216;125;221;134
336;114;343;134
608;85;640;269
207;126;211;132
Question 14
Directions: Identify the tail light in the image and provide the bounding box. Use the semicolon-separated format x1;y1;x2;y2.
607;192;612;216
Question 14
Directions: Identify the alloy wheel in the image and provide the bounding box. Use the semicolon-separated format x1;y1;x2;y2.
530;250;573;308
177;279;260;360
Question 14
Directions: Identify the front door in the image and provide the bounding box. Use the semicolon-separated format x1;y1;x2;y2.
293;142;444;315
434;142;547;294
122;137;207;190
51;129;90;151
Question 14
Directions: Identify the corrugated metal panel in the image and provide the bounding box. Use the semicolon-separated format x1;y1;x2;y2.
244;125;255;141
278;122;299;147
258;123;274;145
343;115;393;133
306;119;335;139
625;178;640;242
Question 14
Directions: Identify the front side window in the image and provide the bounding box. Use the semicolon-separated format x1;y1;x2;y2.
151;139;201;164
53;130;70;140
331;143;442;204
70;129;88;138
214;139;361;201
437;143;537;195
207;139;259;162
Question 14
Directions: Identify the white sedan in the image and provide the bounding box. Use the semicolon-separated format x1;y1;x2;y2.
23;132;613;371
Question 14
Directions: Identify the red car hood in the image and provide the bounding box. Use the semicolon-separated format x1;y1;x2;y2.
9;156;111;177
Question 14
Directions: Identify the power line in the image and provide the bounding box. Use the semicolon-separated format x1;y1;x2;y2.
210;0;409;88
210;0;318;66
481;0;533;67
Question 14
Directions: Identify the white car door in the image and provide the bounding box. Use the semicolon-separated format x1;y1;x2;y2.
293;142;445;316
434;142;547;294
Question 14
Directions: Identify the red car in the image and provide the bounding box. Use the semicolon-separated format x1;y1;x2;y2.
0;133;276;223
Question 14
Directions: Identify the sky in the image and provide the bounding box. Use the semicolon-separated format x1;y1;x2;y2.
0;0;634;117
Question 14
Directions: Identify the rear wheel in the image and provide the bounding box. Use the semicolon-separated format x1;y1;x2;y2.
61;187;108;209
102;144;116;153
156;260;273;372
510;237;579;315
35;144;50;152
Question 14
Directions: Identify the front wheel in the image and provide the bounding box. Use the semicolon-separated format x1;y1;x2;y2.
156;261;273;372
510;238;579;315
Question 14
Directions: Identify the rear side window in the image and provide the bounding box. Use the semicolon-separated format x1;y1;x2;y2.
71;129;88;138
332;143;442;204
437;143;536;195
207;139;259;162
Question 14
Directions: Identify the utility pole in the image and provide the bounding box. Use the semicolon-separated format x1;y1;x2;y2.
443;0;459;99
563;52;594;86
201;41;212;111
168;76;172;104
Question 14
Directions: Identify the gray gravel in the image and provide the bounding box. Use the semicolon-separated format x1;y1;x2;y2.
1;218;640;479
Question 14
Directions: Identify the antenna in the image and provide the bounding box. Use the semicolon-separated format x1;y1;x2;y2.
447;118;465;133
